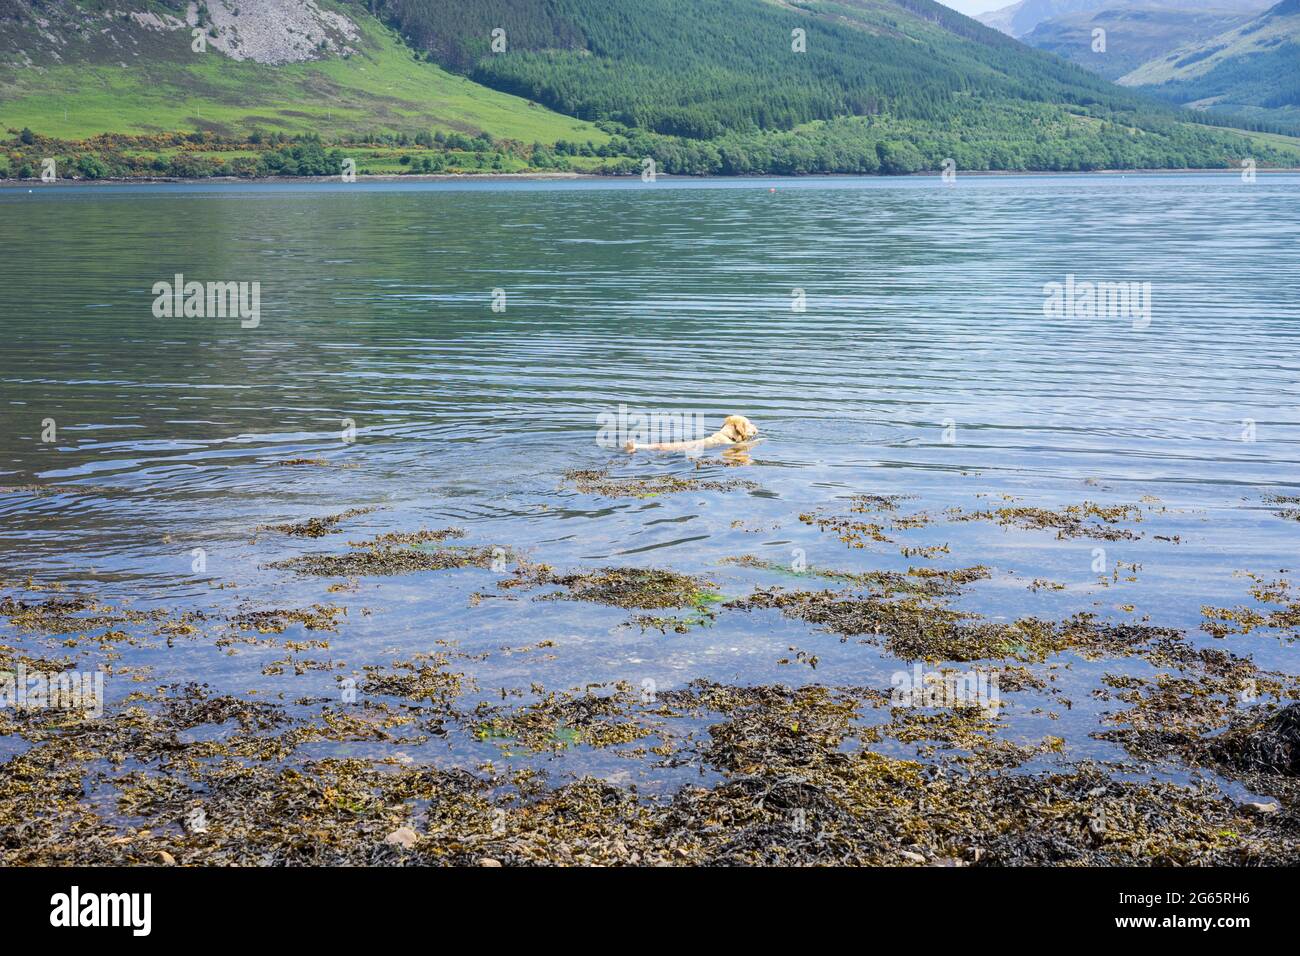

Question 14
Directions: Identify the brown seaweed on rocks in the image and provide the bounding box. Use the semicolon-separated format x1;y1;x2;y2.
271;545;506;577
0;593;162;634
348;527;465;548
719;555;988;598
2;670;1298;866
9;470;1300;867
468;683;653;753
540;567;718;610
229;605;345;634
1264;494;1300;522
727;586;1224;667
258;507;379;539
950;501;1144;541
1208;703;1300;776
564;468;757;498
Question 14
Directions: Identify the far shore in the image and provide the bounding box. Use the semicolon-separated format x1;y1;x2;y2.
1;167;1297;188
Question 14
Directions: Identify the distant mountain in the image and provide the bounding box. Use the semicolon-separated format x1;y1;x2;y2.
978;0;1112;39
979;0;1270;39
1119;0;1300;124
1020;6;1260;80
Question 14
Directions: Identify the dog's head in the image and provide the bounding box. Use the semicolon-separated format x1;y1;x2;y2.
721;415;759;443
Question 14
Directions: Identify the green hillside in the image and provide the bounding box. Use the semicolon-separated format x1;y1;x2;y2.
0;0;607;144
354;0;1300;168
1;0;1298;178
364;0;1201;134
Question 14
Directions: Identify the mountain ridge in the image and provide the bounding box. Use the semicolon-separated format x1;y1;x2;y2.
1020;6;1262;81
1119;0;1300;124
1;0;1297;177
977;0;1271;39
979;0;1296;125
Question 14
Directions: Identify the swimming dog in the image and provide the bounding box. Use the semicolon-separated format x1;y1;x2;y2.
624;414;758;453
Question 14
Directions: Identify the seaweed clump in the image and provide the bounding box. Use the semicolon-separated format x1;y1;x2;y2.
727;587;1202;666
230;605;345;634
1201;573;1300;642
348;528;465;548
469;683;653;753
542;567;717;610
1265;494;1300;522
950;501;1143;541
644;681;1285;866
271;545;505;577
726;586;1049;662
361;658;468;708
1208;703;1300;776
720;555;987;598
564;469;757;499
258;507;378;538
0;593;159;634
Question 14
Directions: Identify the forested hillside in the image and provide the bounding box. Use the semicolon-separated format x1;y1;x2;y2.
356;0;1178;136
344;0;1300;170
2;0;1298;177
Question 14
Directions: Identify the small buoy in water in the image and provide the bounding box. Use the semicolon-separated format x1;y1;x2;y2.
769;187;776;193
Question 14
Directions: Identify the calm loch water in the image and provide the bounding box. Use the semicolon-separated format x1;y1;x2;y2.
1;173;1299;784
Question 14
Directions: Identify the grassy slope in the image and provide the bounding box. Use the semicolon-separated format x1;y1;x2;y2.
0;3;609;145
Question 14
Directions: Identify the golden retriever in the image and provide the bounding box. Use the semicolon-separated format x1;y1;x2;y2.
624;415;759;453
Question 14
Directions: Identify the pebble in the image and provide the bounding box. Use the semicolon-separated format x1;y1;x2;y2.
384;826;419;850
1243;801;1280;814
